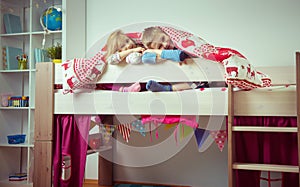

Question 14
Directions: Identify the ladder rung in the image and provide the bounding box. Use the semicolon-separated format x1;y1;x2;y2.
232;126;297;132
233;163;299;173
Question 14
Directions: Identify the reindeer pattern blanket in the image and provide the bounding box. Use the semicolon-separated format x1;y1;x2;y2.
62;26;271;93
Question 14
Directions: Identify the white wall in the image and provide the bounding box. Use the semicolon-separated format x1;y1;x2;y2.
86;0;300;67
84;0;300;186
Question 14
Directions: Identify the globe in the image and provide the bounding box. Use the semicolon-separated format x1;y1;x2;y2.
40;7;62;31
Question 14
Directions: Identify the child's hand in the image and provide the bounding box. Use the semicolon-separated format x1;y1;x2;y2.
179;58;191;66
132;47;145;53
179;60;188;66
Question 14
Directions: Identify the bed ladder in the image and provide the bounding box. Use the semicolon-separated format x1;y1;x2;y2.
227;52;300;187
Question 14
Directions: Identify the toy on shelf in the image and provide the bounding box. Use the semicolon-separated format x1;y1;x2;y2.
7;96;29;107
16;54;28;70
7;134;26;144
0;93;13;107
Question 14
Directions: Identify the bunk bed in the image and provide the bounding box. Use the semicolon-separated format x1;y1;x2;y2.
32;51;299;187
32;24;299;187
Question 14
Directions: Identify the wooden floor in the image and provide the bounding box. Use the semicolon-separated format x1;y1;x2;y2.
83;183;98;187
83;179;98;187
83;180;190;187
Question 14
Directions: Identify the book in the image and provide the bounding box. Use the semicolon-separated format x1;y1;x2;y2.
3;14;22;34
9;173;27;181
34;48;50;63
2;47;7;70
3;46;23;70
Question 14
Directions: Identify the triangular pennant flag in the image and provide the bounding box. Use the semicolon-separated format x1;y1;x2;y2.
180;124;194;141
209;130;227;152
105;124;115;135
117;124;131;142
99;124;115;143
194;128;210;149
131;119;146;136
164;123;178;130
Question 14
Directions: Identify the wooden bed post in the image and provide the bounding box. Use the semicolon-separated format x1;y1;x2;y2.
33;62;54;187
227;84;235;187
98;155;113;187
296;52;300;179
98;116;113;187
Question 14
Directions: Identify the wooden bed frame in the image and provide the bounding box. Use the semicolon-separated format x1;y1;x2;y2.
33;54;299;187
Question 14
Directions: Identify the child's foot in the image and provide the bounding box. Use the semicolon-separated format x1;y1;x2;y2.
146;80;172;92
122;82;141;92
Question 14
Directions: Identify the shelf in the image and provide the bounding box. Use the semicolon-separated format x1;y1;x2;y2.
0;107;30;110
31;30;62;35
0;32;31;37
0;143;34;148
233;163;299;173
232;126;298;133
0;0;62;185
0;70;31;73
0;179;32;187
87;145;112;155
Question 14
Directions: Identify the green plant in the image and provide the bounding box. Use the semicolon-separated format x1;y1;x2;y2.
46;43;62;59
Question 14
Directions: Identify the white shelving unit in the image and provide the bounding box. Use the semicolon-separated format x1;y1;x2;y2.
0;0;62;186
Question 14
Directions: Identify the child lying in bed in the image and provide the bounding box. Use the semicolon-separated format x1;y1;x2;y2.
105;30;189;65
103;30;143;92
104;29;205;92
141;26;206;92
105;30;145;65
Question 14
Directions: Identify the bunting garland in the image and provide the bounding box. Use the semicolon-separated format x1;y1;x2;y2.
111;118;227;152
99;124;115;143
164;123;178;130
117;124;132;142
194;128;210;149
209;130;227;152
131;119;146;136
180;124;195;140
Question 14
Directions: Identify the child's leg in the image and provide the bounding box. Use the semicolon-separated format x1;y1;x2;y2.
96;83;141;92
146;80;172;92
120;82;141;92
146;81;197;92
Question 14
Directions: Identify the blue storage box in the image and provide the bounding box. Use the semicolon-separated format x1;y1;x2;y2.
7;134;26;144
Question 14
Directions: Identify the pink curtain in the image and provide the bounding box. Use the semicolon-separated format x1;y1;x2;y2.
231;116;299;187
53;115;91;187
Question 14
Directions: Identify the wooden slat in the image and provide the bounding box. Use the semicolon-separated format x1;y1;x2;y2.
227;84;234;187
34;62;54;187
54;87;296;116
54;89;228;115
257;66;296;85
34;62;54;140
234;87;296;116
55;60;296;85
233;163;299;173
54;58;225;84
296;52;300;181
232;126;298;132
33;141;52;187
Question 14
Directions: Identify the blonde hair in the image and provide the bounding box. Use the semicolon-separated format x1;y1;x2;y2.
141;27;165;48
105;30;135;60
